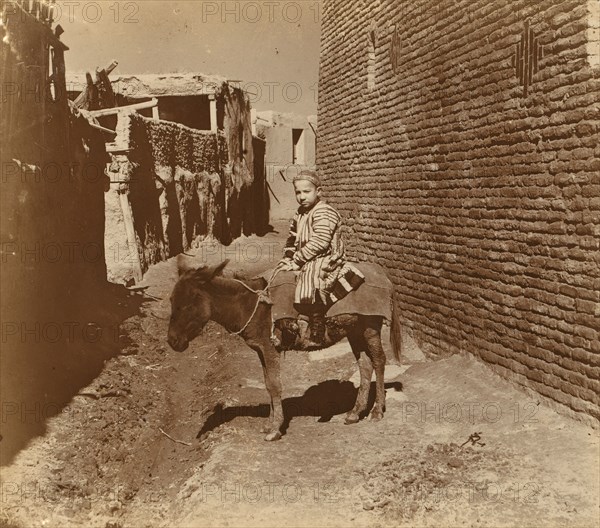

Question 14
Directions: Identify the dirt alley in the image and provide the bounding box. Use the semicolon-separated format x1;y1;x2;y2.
1;223;598;528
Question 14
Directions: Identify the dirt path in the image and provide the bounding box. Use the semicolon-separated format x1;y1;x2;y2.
1;227;598;528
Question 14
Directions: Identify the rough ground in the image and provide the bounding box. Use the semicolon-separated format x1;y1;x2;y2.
1;224;598;528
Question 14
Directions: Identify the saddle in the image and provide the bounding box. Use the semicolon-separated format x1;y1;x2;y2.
261;262;393;323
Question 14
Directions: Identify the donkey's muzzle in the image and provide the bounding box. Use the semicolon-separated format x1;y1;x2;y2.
167;332;189;352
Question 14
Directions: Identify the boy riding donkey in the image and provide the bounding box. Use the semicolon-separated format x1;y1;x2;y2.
279;169;365;349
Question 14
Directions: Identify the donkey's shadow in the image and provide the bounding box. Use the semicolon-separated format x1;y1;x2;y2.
197;379;403;438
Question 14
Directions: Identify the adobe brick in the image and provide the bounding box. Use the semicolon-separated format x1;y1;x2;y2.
320;0;598;417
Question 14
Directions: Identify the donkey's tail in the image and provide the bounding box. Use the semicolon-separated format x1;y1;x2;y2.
390;293;402;363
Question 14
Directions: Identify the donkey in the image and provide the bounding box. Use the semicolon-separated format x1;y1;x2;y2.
167;259;400;441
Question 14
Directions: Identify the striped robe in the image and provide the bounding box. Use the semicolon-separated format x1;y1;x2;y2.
284;200;364;305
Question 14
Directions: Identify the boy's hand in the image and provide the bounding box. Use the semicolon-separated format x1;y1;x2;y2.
278;258;300;271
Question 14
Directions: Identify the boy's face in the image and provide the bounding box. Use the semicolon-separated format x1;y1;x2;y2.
294;180;321;208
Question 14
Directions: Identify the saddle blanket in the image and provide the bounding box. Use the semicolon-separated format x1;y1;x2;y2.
260;262;393;322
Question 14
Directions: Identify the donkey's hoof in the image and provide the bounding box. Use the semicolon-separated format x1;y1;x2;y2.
264;430;282;441
344;413;359;425
370;412;383;422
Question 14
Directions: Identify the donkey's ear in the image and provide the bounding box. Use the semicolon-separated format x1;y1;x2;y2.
191;259;229;282
210;259;230;278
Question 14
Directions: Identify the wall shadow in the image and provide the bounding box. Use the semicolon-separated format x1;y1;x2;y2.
0;282;147;466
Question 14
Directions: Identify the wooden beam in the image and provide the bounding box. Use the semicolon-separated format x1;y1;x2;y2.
95;67;116;109
106;144;131;153
86;121;117;135
209;96;217;132
87;98;158;117
73;72;96;109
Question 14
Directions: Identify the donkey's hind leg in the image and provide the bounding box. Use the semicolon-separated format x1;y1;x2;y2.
345;331;373;425
364;316;386;421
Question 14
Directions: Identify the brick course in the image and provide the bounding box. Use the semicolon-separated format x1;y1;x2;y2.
318;0;600;420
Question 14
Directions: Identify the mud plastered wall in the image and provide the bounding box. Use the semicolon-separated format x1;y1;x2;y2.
106;113;226;283
1;1;109;463
1;7;107;296
318;0;599;420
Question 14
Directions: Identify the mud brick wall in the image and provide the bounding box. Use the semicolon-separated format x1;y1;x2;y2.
318;0;600;420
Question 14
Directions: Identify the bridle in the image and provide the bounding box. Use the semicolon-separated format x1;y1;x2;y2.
230;265;284;335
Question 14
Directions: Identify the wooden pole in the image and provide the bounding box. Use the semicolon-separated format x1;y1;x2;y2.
104;60;118;75
209;95;217;132
118;190;144;283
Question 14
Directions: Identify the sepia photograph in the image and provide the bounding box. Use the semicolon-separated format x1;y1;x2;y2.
0;0;599;526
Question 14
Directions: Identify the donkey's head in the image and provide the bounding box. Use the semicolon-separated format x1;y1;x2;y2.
167;259;229;352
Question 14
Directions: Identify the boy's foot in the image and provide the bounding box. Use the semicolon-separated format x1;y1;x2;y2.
303;312;326;349
296;319;317;349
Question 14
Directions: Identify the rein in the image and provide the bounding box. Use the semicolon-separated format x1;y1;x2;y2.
231;266;283;335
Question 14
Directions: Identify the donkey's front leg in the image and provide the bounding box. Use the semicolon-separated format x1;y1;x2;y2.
250;339;283;441
263;342;284;441
259;363;275;434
